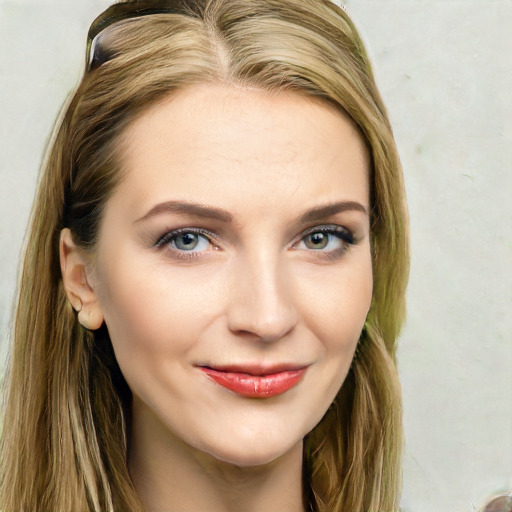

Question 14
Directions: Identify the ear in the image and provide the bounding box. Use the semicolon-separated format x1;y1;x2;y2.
60;228;104;330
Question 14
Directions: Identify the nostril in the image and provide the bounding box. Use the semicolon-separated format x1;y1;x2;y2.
227;309;297;343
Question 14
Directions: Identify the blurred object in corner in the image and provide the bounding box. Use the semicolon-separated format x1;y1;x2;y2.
483;493;512;512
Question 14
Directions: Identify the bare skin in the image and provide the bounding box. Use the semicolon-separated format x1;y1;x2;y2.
61;83;371;511
129;400;305;511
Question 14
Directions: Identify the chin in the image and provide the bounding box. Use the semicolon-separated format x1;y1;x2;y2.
198;434;302;469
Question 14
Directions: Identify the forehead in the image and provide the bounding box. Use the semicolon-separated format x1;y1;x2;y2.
111;83;370;220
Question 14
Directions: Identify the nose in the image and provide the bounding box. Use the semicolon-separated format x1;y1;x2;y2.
226;252;298;343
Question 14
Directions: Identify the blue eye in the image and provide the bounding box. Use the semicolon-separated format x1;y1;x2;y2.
154;225;354;260
155;229;213;256
172;232;210;252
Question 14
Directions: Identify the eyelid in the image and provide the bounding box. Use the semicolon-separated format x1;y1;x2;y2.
294;224;355;245
152;223;356;261
290;224;357;261
154;227;220;248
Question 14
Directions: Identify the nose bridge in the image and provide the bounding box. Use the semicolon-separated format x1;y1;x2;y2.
227;246;298;342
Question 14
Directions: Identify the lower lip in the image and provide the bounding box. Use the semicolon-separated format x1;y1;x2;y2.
200;367;306;398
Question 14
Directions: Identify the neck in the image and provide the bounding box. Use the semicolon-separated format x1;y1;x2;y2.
128;400;307;512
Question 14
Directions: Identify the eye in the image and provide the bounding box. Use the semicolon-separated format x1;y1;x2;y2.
172;232;209;252
303;232;332;250
155;228;216;258
295;225;354;254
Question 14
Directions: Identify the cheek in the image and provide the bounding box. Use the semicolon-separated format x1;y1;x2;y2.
299;250;373;353
93;256;224;371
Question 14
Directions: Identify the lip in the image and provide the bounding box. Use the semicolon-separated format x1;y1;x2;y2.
199;364;308;398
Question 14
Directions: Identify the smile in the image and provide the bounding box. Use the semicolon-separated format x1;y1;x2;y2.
199;365;307;398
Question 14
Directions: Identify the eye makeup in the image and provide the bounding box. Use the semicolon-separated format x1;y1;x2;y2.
295;224;354;247
154;227;221;261
152;223;357;262
292;224;357;262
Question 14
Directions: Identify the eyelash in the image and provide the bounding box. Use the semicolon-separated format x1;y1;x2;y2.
154;227;220;260
294;225;355;260
154;225;355;261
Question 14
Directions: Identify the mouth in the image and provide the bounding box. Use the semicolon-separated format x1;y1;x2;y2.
198;364;308;398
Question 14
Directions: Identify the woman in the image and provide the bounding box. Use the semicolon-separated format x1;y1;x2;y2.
0;0;409;511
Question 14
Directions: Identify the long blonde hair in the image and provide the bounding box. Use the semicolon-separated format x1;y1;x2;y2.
1;1;409;510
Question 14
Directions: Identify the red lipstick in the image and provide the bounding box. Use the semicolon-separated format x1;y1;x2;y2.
200;365;307;398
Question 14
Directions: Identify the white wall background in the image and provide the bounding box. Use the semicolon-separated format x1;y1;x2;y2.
1;1;511;511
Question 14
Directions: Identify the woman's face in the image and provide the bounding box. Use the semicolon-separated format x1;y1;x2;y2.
88;83;372;466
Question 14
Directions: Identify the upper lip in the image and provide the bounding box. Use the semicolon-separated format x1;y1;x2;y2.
199;363;309;376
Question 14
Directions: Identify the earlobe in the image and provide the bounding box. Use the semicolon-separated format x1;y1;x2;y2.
60;228;104;330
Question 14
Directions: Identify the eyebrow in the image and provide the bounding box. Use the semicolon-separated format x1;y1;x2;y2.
134;200;233;224
134;199;368;224
300;201;368;223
